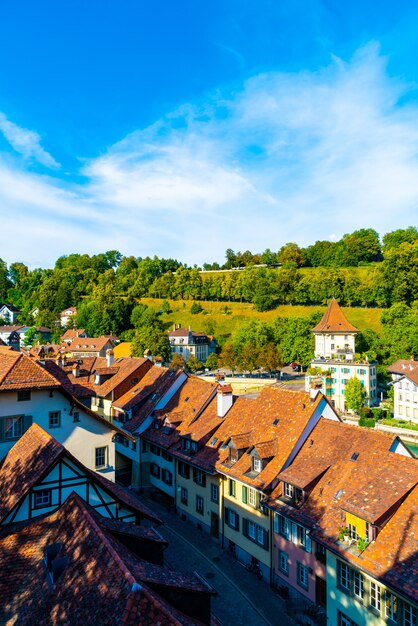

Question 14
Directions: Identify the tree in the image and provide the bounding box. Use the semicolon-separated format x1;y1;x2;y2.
278;243;304;268
161;299;171;314
170;353;185;370
22;327;43;347
238;343;260;373
344;377;365;412
205;353;219;370
382;227;418;253
190;302;203;314
187;355;203;373
258;343;283;375
220;342;239;376
131;326;171;362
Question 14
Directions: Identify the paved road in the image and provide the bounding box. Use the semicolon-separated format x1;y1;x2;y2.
137;494;297;626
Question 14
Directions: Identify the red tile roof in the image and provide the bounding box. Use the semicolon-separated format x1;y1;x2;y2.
0;349;60;391
95;357;152;398
0;493;207;625
388;359;418;386
312;298;359;333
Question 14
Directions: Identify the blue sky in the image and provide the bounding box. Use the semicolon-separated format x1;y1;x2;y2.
1;1;418;268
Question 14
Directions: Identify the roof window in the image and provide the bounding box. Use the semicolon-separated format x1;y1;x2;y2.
350;452;359;461
210;437;218;446
273;419;279;426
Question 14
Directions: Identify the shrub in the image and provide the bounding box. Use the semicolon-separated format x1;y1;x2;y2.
190;302;203;314
359;417;376;429
359;405;372;418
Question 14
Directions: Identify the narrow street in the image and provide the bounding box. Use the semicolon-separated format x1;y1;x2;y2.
137;493;297;626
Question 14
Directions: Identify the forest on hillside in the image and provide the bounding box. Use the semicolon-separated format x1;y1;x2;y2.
0;226;417;371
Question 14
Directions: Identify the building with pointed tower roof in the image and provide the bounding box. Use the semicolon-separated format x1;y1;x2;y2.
305;299;378;412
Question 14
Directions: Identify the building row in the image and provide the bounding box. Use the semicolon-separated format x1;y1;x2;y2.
37;341;417;626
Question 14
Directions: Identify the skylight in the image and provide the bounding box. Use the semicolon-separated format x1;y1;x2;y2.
334;489;344;500
210;437;218;446
350;452;359;461
273;419;279;426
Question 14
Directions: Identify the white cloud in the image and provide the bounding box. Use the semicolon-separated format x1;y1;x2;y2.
0;113;60;169
2;43;418;268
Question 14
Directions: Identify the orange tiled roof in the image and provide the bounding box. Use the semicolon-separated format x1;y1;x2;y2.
0;350;60;391
388;359;418;386
312;298;359;333
0;493;206;625
94;357;152;398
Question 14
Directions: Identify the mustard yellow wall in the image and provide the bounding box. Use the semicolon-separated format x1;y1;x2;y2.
222;477;270;566
114;342;133;358
176;471;221;527
346;512;367;538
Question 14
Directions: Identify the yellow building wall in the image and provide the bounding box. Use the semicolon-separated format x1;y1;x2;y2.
346;512;367;538
176;469;221;531
222;477;270;567
114;342;133;358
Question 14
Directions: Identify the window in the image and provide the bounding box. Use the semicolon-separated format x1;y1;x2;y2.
34;489;51;509
278;550;288;575
243;519;268;549
48;411;61;428
248;488;257;507
225;507;239;530
178;461;190;479
338;611;359;626
180;487;188;505
297;562;309;590
353;570;364;601
315;543;326;564
370;581;381;612
4;416;24;440
211;483;219;503
184;438;198;453
95;446;108;469
150;444;161;456
17;390;31;402
296;524;306;548
150;463;160;478
193;468;206;487
229;479;236;497
385;592;397;621
72;411;80;423
274;513;290;539
253;457;263;472
196;495;204;515
284;483;294;498
348;523;358;540
404;604;417;626
338;561;350;592
162;469;172;485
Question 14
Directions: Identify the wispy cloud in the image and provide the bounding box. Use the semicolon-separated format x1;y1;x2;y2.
0;113;60;169
2;43;418;268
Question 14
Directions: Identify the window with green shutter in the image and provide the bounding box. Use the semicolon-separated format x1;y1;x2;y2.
242;485;247;503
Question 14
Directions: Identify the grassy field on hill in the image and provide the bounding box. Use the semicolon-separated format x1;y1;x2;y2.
142;298;383;340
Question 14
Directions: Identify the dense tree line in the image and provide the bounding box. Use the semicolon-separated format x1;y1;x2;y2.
0;227;416;340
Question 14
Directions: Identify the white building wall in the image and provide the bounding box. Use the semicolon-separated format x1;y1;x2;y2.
392;377;418;423
0;389;116;479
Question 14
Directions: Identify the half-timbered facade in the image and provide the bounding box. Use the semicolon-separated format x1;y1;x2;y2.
0;423;161;527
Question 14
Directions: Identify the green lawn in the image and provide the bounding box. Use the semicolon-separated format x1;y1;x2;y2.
142;298;383;338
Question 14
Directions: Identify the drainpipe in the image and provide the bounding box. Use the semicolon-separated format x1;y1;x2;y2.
174;458;177;512
269;507;274;587
221;477;225;549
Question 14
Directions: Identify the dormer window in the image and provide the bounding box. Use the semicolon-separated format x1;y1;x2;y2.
253;458;263;473
184;438;198;453
285;483;294;498
229;447;238;462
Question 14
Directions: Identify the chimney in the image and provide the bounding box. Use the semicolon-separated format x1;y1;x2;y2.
173;324;176;331
217;384;233;417
72;363;79;378
106;349;114;367
144;349;152;362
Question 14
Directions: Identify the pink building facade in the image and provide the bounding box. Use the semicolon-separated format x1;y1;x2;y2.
273;512;327;609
